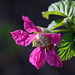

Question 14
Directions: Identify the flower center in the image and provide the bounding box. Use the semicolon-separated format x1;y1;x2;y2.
35;32;52;47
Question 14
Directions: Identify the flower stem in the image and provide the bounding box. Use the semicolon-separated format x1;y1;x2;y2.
51;29;69;33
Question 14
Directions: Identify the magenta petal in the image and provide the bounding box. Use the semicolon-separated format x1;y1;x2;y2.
50;33;61;46
29;47;46;69
25;33;37;46
22;16;41;33
42;33;52;37
46;46;63;68
42;33;61;46
10;30;36;46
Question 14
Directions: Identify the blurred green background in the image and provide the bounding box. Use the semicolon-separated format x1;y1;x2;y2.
0;0;75;75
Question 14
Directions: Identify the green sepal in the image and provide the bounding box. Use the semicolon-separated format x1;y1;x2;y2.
46;47;50;52
32;40;37;47
46;46;52;52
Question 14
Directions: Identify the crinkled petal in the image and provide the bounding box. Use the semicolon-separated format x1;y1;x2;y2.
10;30;36;46
50;33;61;46
42;33;61;46
46;46;63;68
29;47;46;69
22;16;41;33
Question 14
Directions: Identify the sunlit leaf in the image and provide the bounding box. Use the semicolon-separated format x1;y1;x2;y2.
42;0;75;20
58;32;75;61
47;19;64;31
42;11;68;19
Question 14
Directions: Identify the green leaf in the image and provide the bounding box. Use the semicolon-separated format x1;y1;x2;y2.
65;0;71;15
42;0;75;20
58;32;75;61
47;19;65;31
42;11;68;20
60;0;65;13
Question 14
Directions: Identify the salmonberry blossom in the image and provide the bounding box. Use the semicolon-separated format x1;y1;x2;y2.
10;16;63;69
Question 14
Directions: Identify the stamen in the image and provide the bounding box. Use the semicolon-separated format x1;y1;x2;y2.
35;32;52;47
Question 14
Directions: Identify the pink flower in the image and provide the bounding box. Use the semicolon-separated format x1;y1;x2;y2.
10;16;63;69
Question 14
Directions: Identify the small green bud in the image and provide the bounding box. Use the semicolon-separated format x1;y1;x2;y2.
64;18;75;32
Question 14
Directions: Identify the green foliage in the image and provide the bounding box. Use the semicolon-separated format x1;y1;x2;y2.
64;18;75;32
47;19;64;31
58;32;75;61
42;11;68;20
42;0;75;20
42;0;75;61
42;0;75;31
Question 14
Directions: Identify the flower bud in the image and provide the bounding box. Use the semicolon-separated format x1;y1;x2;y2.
64;18;75;32
35;32;52;47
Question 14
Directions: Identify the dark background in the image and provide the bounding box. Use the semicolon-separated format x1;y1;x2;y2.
0;0;75;75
